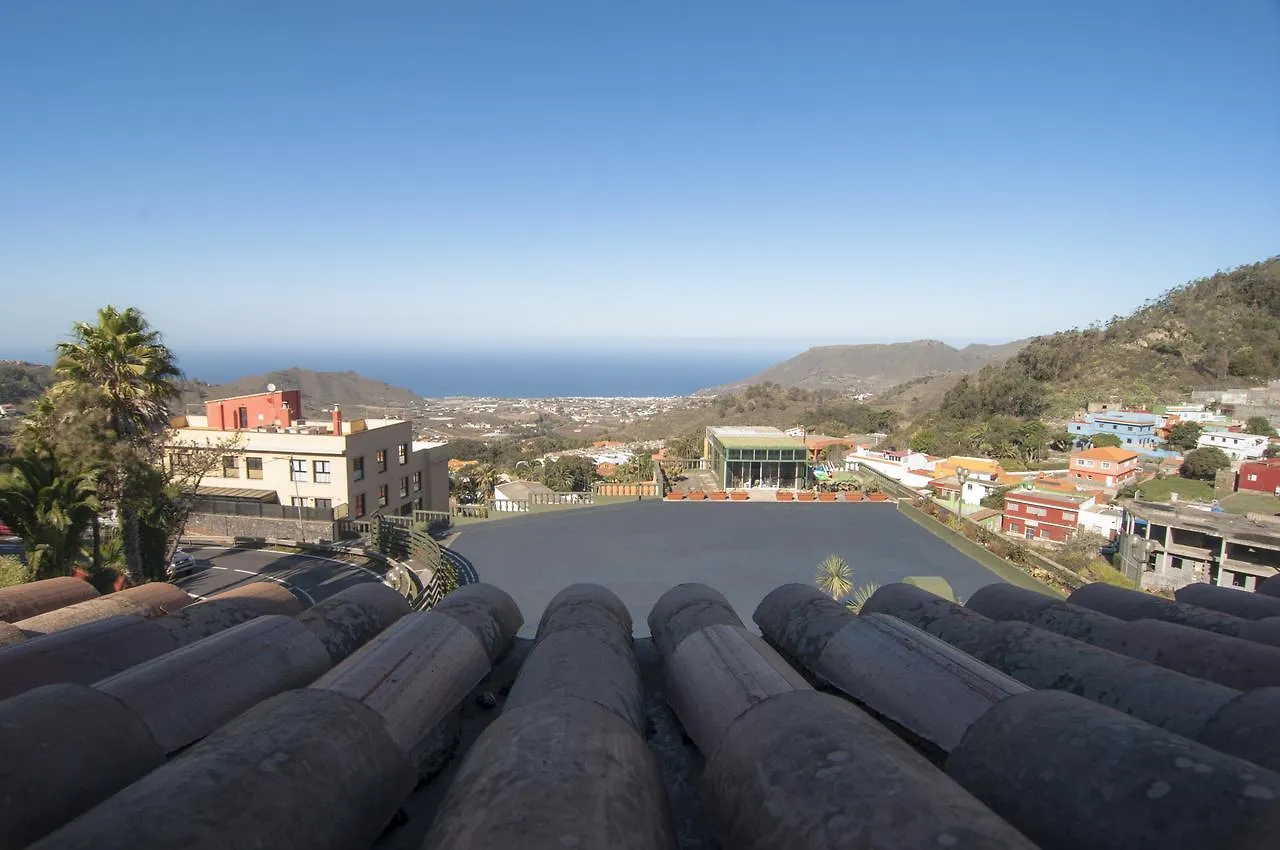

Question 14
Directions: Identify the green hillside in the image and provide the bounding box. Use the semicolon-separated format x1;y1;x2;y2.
935;257;1280;422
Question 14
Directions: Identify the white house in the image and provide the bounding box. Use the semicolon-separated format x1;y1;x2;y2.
1078;504;1125;540
1196;432;1269;462
492;480;558;512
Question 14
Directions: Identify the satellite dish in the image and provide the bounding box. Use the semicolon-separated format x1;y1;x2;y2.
267;383;277;392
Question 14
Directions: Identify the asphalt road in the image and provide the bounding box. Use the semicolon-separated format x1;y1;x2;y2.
172;546;384;606
450;500;1018;637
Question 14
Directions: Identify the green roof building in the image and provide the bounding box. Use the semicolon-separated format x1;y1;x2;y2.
704;426;811;490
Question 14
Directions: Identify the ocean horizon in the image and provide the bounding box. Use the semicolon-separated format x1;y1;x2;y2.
172;349;787;399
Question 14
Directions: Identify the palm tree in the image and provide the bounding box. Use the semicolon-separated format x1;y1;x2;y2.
815;554;853;601
0;451;99;580
471;463;499;499
53;306;181;584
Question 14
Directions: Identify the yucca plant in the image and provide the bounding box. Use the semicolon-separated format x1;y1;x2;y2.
815;554;853;601
845;582;881;614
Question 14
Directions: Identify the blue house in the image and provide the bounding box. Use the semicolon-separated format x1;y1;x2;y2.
1068;412;1173;456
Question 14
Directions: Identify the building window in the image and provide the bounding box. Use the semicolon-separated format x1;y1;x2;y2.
314;498;332;510
398;443;408;465
245;457;263;479
377;450;387;472
378;484;388;507
1007;503;1019;512
354;493;366;518
1232;572;1247;588
400;476;409;498
413;471;422;492
1026;506;1047;517
1101;462;1110;470
1063;512;1075;521
313;460;331;483
353;456;364;481
291;496;306;507
1249;474;1258;482
290;458;307;482
222;455;239;478
1041;529;1050;538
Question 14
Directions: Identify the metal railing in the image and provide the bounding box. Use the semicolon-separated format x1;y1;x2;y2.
189;497;336;522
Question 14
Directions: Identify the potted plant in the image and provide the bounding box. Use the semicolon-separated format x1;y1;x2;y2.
866;484;888;502
777;490;794;502
844;489;864;501
818;490;838;502
687;490;706;501
709;490;728;501
730;490;749;501
797;490;817;502
665;490;685;500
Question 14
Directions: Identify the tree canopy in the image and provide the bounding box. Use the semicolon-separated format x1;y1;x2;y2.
1244;416;1278;437
1167;421;1203;451
1180;447;1231;481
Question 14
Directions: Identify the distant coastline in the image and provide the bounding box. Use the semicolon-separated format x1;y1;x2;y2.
175;350;784;400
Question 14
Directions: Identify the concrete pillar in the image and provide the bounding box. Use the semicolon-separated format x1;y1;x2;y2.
0;684;164;849
96;615;332;754
647;582;743;658
1176;582;1280;620
966;582;1122;644
0;615;178;700
15;583;192;636
0;577;99;623
29;689;415;850
430;582;523;662
1099;618;1280;690
313;610;491;777
535;582;633;642
751;582;854;668
505;621;645;732
1197;688;1280;774
1257;575;1280;598
155;581;304;647
702;689;1036;850
422;697;677;850
295;581;410;665
1068;583;1280;648
663;624;811;756
946;689;1280;850
863;583;1243;740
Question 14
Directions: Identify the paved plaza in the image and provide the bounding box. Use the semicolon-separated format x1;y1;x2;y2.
449;500;1016;636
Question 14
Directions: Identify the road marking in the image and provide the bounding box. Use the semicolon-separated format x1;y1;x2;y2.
258;574;316;606
233;568;258;575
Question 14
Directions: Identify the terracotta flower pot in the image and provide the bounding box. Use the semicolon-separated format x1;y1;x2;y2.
730;491;749;501
709;491;728;501
818;492;838;502
844;491;864;501
687;491;706;501
868;492;888;502
797;492;817;502
665;491;685;500
777;491;794;501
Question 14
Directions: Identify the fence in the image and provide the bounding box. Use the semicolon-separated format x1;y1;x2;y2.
189;497;336;522
594;481;658;498
848;463;920;500
336;514;457;610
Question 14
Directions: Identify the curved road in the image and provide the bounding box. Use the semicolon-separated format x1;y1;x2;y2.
172;546;385;606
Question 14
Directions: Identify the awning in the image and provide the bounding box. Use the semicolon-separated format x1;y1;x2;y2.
192;486;280;503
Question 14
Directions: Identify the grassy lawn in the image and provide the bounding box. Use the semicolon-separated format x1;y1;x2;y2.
1132;476;1217;503
1220;490;1280;516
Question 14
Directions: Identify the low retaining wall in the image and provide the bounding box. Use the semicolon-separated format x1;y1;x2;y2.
184;511;339;543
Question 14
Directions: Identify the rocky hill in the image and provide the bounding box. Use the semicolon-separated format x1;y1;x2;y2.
178;368;421;418
0;361;53;409
927;257;1280;425
698;339;1027;395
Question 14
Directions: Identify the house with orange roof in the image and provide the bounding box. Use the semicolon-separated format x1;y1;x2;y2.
1069;446;1140;489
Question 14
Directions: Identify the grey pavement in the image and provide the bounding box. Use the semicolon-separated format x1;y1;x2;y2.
172;546;383;606
449;501;1015;637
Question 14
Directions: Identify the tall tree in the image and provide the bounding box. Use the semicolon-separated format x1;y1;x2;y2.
0;450;99;580
1181;447;1231;481
1167;421;1203;451
53;306;181;584
1244;416;1278;438
1089;433;1124;448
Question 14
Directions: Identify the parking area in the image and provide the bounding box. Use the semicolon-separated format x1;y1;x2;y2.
449;500;1016;637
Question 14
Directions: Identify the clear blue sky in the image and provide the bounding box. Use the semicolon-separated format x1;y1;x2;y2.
2;1;1277;359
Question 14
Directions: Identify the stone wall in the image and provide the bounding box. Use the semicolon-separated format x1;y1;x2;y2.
185;511;340;543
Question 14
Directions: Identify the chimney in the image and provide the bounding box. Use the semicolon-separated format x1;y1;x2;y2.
332;405;343;435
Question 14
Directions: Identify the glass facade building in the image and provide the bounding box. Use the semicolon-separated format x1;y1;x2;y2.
705;426;811;489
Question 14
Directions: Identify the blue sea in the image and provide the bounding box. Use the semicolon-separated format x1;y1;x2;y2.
175;349;792;399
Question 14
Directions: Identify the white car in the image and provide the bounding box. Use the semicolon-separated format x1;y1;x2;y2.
167;551;197;578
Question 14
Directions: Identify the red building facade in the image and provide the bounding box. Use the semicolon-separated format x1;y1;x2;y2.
1002;491;1085;543
1238;459;1280;496
205;390;303;431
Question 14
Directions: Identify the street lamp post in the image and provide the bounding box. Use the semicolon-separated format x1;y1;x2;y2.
955;466;970;520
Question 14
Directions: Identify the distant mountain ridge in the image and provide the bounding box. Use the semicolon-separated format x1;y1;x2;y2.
698;339;1029;395
178;368;421;418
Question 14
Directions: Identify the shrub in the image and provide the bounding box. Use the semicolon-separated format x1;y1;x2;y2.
1086;558;1136;588
0;554;29;588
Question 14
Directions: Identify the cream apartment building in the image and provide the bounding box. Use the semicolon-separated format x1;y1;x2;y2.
167;390;448;518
